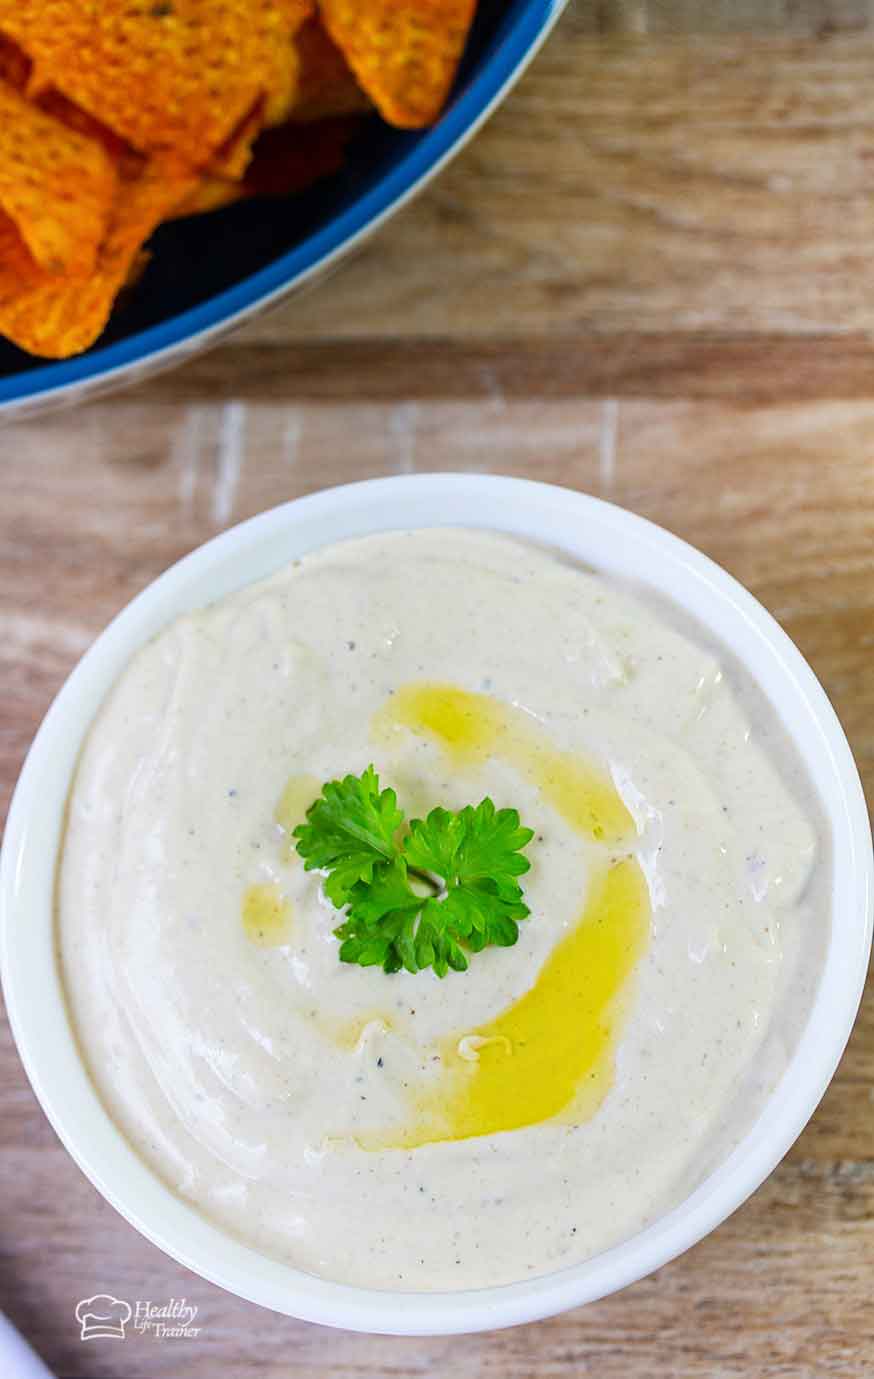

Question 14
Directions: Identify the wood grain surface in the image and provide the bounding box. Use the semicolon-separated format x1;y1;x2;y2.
2;3;874;1377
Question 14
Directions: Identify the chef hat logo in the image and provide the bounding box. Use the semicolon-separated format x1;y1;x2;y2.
74;1293;132;1341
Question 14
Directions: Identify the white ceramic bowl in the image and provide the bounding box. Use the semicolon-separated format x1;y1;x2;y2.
2;474;871;1334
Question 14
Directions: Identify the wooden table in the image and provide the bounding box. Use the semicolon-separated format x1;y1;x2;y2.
3;3;874;1375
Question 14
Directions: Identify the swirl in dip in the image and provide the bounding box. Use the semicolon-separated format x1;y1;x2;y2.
58;530;823;1290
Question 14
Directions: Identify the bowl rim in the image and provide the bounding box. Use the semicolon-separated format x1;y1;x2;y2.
2;473;871;1335
0;0;567;416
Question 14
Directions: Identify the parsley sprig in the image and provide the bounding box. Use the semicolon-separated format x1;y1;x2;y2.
293;766;535;978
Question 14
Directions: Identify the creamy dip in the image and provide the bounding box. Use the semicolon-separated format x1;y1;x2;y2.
59;529;824;1290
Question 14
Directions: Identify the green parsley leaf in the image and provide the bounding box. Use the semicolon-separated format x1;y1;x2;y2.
293;767;535;978
405;799;534;887
337;858;421;973
292;765;403;908
404;801;534;966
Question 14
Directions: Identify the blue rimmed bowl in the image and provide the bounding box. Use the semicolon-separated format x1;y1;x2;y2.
0;0;567;416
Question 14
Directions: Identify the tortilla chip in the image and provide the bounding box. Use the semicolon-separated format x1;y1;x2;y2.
263;27;303;127
0;33;29;89
0;1;311;165
209;97;266;179
0;78;117;275
286;15;369;123
0;155;195;357
317;0;476;128
214;0;321;165
122;248;151;290
35;90;143;176
171;175;244;217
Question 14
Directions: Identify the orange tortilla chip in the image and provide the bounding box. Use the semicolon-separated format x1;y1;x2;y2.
0;78;117;275
317;0;476;128
177;105;361;209
0;155;195;357
214;1;320;164
36;88;145;168
209;97;266;179
263;41;300;128
263;15;306;127
0;1;310;165
122;248;151;291
171;175;244;218
286;15;370;123
0;33;29;88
